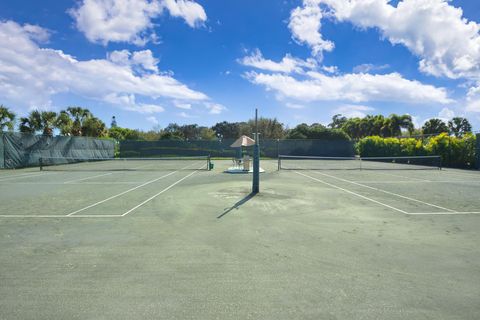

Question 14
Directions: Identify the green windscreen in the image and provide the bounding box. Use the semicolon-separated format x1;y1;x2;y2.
2;132;115;169
0;133;4;169
476;133;480;169
40;156;210;171
119;139;355;158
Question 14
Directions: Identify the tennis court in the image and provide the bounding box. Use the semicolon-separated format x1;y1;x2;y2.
1;157;479;319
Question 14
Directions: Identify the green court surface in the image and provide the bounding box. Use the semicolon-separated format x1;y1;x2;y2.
1;160;479;319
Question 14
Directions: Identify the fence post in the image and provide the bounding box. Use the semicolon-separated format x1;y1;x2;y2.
476;133;480;170
0;133;4;169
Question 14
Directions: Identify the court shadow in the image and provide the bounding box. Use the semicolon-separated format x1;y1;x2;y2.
217;192;256;219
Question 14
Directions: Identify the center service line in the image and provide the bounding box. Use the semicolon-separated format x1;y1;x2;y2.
122;169;200;216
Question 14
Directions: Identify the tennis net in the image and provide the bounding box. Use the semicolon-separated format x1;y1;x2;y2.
278;155;442;170
39;156;211;171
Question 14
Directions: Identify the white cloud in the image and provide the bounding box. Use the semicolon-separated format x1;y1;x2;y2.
162;0;207;28
309;0;480;79
146;116;159;124
69;0;206;45
246;71;451;104
321;65;338;74
410;115;422;129
22;24;51;43
205;102;226;114
288;0;334;58
334;104;374;118
0;21;208;113
178;111;194;118
353;63;389;74
173;101;192;109
107;49;159;73
438;107;455;121
466;85;480;113
285;103;305;109
239;49;317;74
99;94;166;113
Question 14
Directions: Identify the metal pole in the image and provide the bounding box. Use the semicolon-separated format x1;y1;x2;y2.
252;108;260;194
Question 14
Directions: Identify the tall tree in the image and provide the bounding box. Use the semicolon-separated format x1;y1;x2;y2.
19;110;42;134
66;107;92;136
422;118;449;135
199;127;216;140
82;117;106;137
245;117;285;139
328;114;347;129
56;111;73;135
212;121;241;139
40;111;57;136
286;123;350;140
0;105;16;131
448;117;472;137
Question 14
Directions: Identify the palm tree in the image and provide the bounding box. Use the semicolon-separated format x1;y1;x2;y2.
66;107;92;136
0;105;16;131
55;111;73;135
40;111;57;136
19;110;42;134
388;114;414;137
19;110;58;135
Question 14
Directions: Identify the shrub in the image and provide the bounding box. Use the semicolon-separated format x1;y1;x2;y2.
357;133;477;168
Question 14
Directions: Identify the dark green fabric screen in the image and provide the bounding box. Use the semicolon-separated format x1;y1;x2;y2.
1;132;115;169
476;133;480;169
0;133;4;169
119;139;355;158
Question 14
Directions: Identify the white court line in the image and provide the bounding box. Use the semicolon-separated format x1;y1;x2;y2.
67;160;203;216
63;172;113;184
373;170;431;182
0;181;146;185
0;214;123;218
295;171;408;214
312;171;456;213
436;169;480;179
349;180;480;184
122;169;200;216
66;171;177;216
407;211;480;215
0;171;41;179
0;172;52;182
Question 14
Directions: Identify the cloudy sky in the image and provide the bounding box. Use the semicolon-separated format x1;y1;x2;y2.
1;0;480;130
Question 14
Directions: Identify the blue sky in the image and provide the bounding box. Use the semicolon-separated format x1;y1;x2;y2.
1;0;480;131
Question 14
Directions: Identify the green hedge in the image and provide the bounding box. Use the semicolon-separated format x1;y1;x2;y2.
357;133;477;168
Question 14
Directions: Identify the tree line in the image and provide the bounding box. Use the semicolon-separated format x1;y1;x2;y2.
0;104;474;140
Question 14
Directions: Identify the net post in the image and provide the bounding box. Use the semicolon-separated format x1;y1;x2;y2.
252;108;260;194
278;156;281;171
39;157;43;171
207;155;211;171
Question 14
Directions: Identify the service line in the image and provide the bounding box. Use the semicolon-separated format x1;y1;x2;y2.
312;171;456;212
295;171;408;214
